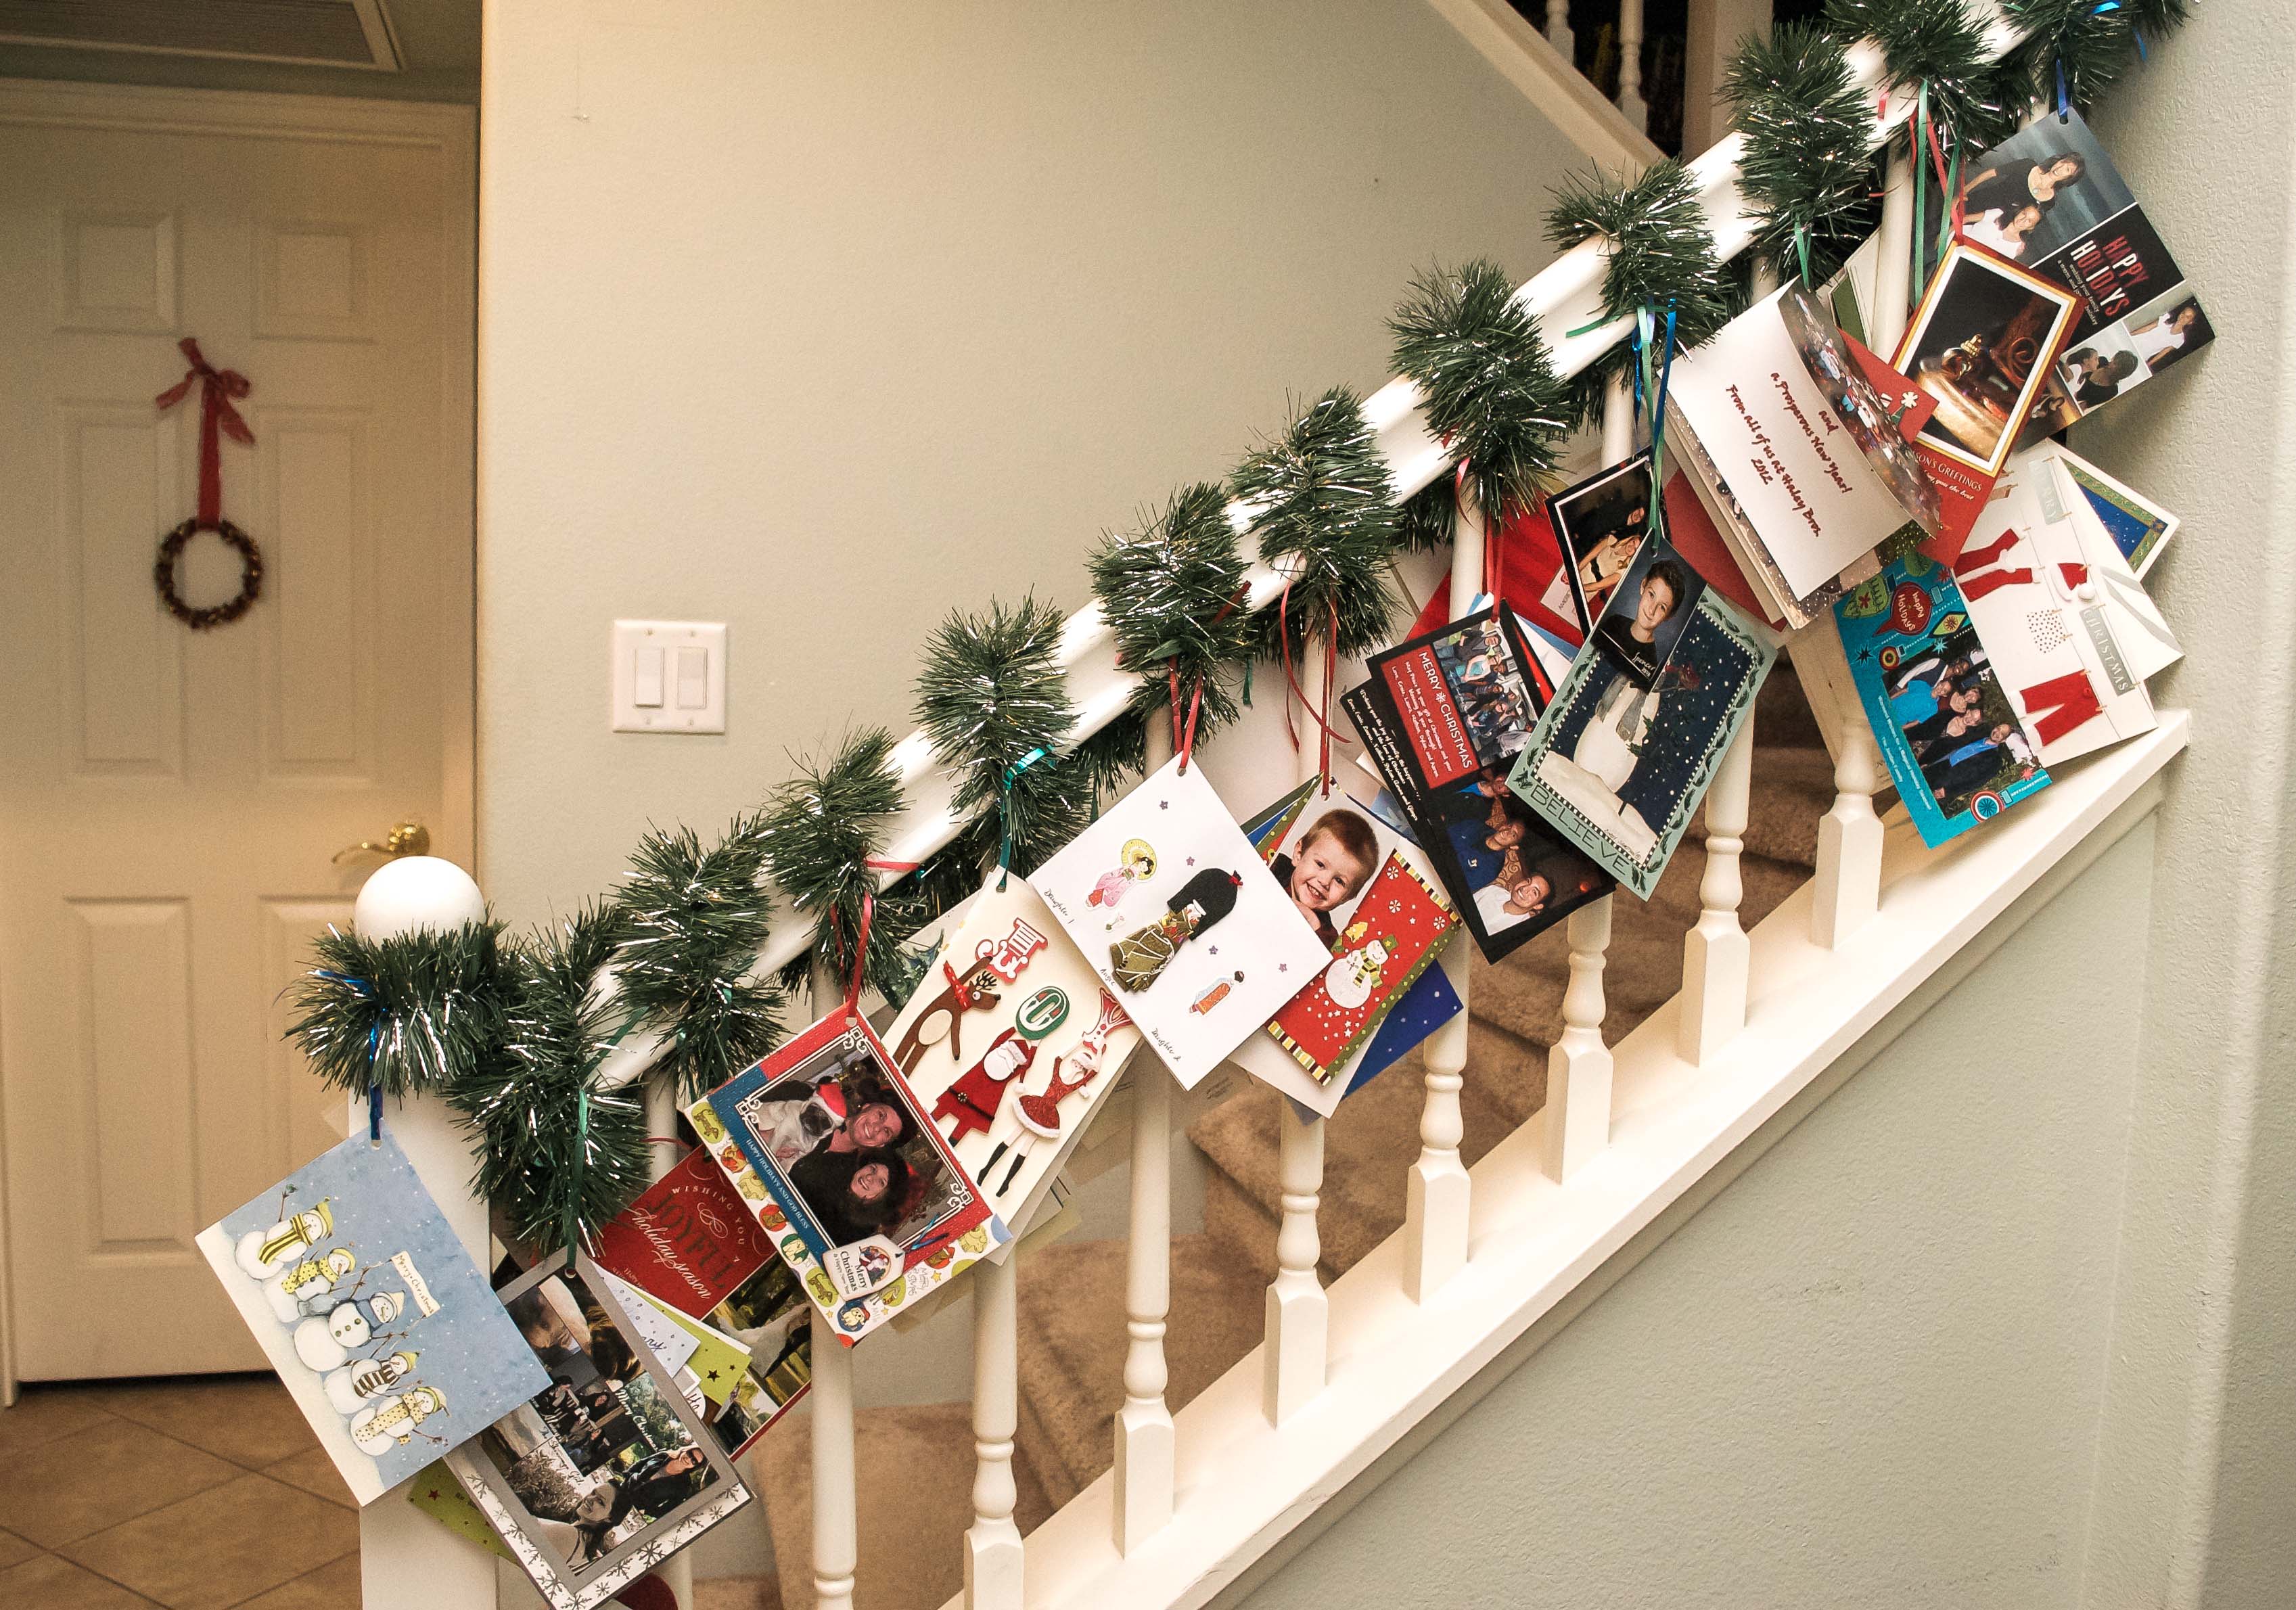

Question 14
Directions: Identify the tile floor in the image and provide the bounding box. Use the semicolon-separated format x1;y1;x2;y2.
0;1374;359;1609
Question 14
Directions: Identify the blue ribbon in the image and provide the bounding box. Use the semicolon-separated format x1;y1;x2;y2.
369;1084;383;1145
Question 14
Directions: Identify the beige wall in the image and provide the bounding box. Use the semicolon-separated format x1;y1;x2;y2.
477;0;1586;923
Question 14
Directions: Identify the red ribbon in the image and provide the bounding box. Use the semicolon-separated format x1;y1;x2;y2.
839;857;921;1017
1277;586;1349;797
154;338;254;526
1166;582;1244;776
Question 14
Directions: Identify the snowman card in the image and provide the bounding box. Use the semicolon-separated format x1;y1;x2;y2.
447;1254;752;1610
687;1011;1009;1348
1029;756;1333;1090
196;1126;550;1504
878;875;1140;1235
1230;781;1460;1116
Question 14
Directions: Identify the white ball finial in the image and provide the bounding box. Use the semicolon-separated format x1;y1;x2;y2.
353;856;486;942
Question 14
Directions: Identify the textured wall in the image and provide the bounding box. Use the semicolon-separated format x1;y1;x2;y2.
1241;823;2158;1610
476;0;1584;924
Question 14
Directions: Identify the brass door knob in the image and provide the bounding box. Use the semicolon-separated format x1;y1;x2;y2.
334;821;431;863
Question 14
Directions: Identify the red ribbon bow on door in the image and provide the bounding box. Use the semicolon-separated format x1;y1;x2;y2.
155;337;254;524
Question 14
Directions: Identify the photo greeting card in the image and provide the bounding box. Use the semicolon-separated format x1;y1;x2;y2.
1508;537;1777;900
445;1254;753;1610
1229;781;1460;1116
1344;607;1610;961
1534;453;1657;646
687;1013;1009;1346
1030;756;1331;1089
1668;284;1944;626
1835;550;2052;847
877;875;1140;1228
196;1127;551;1504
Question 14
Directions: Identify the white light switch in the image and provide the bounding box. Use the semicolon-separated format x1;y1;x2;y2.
612;621;727;733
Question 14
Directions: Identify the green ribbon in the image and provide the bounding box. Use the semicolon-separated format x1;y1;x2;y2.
996;746;1056;890
1911;84;1932;302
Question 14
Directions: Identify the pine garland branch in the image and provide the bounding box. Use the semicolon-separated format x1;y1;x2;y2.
612;814;783;1095
2000;0;2133;112
1230;386;1402;661
1824;0;2028;153
285;921;510;1100
1546;160;1739;426
1088;480;1254;754
1388;260;1573;534
763;728;923;1006
456;905;650;1252
1725;22;1885;285
913;595;1094;882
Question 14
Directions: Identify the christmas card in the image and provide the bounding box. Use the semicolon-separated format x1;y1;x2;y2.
2050;443;2179;577
1344;607;1611;961
687;1013;1009;1347
693;1259;812;1456
1934;110;2213;444
1229;781;1460;1116
878;874;1140;1229
195;1126;551;1504
1535;453;1657;646
599;1272;754;1412
446;1254;753;1610
1507;536;1777;900
1891;241;2084;551
1030;756;1332;1089
1669;284;1945;627
1935;443;2180;766
1835;550;2052;847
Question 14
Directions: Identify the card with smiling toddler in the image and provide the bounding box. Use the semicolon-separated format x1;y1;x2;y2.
1030;755;1331;1090
1230;781;1461;1116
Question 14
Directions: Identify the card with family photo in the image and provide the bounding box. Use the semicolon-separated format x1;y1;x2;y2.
1227;781;1460;1116
877;875;1139;1227
1835;551;2052;847
446;1254;752;1610
1030;755;1333;1089
1507;538;1777;900
687;1013;1009;1347
196;1126;552;1504
1344;607;1611;961
1535;452;1657;645
1894;241;2083;492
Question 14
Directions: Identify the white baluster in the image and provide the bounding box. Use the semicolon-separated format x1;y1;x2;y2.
1678;709;1754;1063
1542;895;1614;1182
1871;147;1917;353
1602;370;1634;464
1264;635;1330;1425
1115;702;1177;1552
1546;0;1575;60
966;1249;1024;1609
809;959;859;1610
1616;0;1649;133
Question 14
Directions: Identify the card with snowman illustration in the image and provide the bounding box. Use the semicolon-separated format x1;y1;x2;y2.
1229;781;1460;1116
196;1126;551;1504
1029;755;1334;1090
877;873;1141;1235
687;1011;1009;1348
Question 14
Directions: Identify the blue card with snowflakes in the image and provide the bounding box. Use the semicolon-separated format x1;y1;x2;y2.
1508;537;1776;900
197;1126;551;1503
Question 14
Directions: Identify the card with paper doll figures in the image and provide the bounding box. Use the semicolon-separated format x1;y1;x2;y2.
1030;754;1331;1090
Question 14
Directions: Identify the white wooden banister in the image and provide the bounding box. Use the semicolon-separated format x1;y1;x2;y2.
1546;0;1574;58
1113;724;1177;1551
966;1250;1025;1609
1616;0;1649;133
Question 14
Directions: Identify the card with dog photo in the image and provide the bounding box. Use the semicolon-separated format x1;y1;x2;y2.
446;1254;752;1610
1507;538;1777;900
1030;755;1331;1090
687;1013;1009;1347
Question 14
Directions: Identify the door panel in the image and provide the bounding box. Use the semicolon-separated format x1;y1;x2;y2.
0;89;474;1381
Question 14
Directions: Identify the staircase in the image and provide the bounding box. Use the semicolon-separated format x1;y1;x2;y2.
744;666;1835;1609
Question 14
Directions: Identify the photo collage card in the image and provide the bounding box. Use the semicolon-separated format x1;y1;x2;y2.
446;1255;753;1610
687;1013;1009;1346
1344;607;1610;960
196;1127;551;1504
1533;452;1657;648
1507;538;1777;899
1029;755;1333;1089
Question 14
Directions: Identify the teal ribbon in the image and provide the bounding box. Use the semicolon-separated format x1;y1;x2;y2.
1633;300;1678;531
1793;224;1812;291
996;746;1056;890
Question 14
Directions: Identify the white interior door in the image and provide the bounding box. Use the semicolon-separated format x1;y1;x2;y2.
0;82;474;1381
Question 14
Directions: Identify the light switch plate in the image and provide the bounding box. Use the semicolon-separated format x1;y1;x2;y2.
612;620;726;733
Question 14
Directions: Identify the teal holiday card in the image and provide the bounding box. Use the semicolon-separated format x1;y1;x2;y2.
198;1126;551;1503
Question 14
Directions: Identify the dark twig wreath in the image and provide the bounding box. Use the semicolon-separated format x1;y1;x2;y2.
154;518;264;630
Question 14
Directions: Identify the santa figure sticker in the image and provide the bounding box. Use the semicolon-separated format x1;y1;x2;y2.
1030;755;1332;1089
196;1126;551;1504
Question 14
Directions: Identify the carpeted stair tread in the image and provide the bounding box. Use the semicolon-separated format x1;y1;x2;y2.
1011;1231;1269;1506
695;1578;783;1610
750;1400;1053;1610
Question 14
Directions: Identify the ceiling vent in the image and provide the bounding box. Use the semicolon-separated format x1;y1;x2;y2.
0;0;402;72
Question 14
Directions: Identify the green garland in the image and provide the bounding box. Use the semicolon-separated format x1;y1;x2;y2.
455;906;651;1251
611;816;784;1097
286;920;509;1100
1088;481;1255;758
1231;386;1402;663
763;728;922;1003
1726;22;1885;285
1823;0;2028;154
2001;0;2132;112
